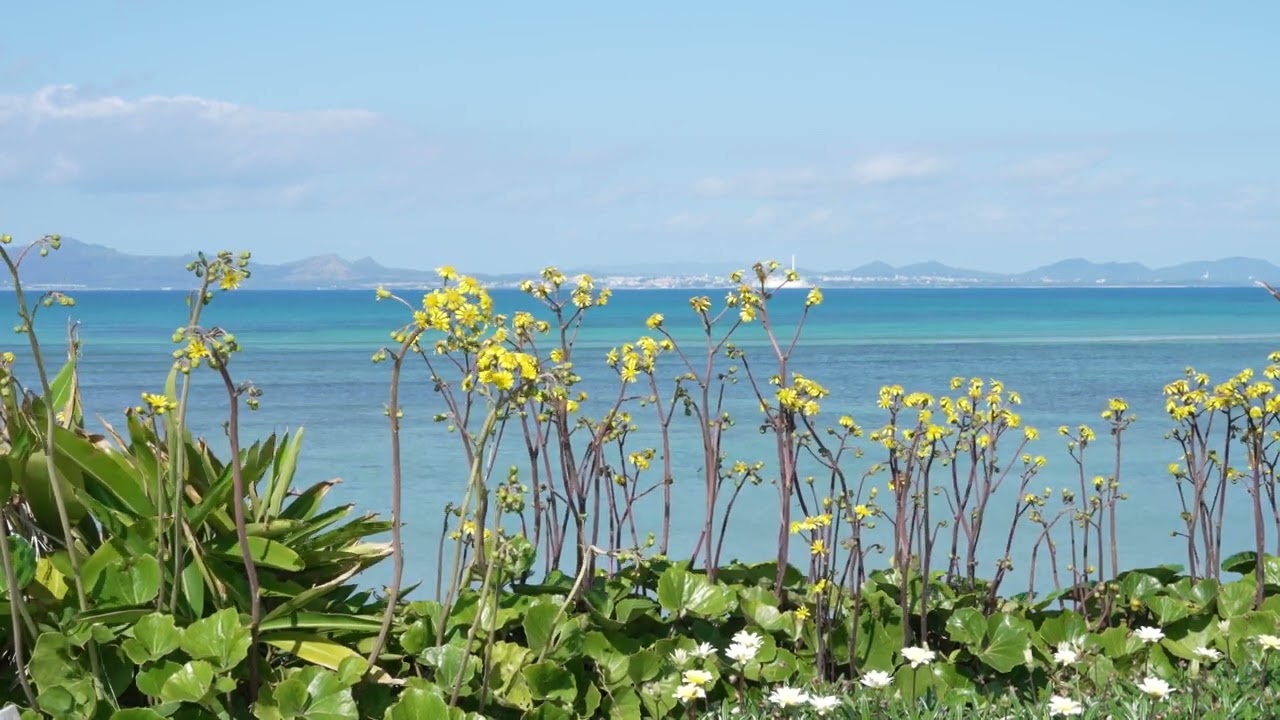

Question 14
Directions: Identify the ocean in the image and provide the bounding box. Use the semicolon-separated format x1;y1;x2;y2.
6;285;1280;593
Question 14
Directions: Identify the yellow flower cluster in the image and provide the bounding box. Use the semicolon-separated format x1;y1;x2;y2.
790;513;832;534
472;344;539;393
773;373;830;416
607;336;672;383
518;267;612;310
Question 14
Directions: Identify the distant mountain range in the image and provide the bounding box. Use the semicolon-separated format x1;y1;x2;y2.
3;238;1277;290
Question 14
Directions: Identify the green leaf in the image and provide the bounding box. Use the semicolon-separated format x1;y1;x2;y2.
95;554;162;607
51;424;154;516
384;685;449;720
263;429;304;522
136;660;183;697
122;612;182;664
1039;611;1088;648
29;632;88;688
281;479;337;522
523;603;559;654
264;633;384;679
213;536;305;571
1147;596;1191;626
181;560;205;618
109;710;167;720
1218;580;1256;619
655;566;733;618
945;607;985;646
180;608;251;672
1222;551;1280;583
977;613;1030;673
421;644;475;693
258;612;384;634
1;535;37;594
523;661;577;704
626;649;662;685
158;660;214;704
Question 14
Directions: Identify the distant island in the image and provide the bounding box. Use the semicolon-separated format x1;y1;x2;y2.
4;238;1278;290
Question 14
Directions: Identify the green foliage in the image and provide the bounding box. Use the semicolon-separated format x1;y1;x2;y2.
3;245;1280;718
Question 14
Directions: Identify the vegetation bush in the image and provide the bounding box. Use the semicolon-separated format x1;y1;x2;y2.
1;233;1280;718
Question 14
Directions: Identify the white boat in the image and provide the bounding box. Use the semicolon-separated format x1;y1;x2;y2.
763;255;811;289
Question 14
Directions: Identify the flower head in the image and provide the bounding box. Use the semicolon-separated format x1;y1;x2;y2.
1259;635;1280;651
768;686;810;708
1053;643;1079;666
901;645;936;669
860;670;893;689
681;669;713;688
1136;676;1174;700
723;642;757;665
669;648;691;668
673;683;705;703
1048;695;1084;716
809;695;840;716
732;629;763;651
1134;626;1164;643
1193;646;1223;662
691;642;716;660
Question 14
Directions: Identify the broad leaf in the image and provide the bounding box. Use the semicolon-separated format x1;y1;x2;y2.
945;607;985;646
656;567;733;618
158;660;214;704
181;608;251;672
384;685;449;720
523;661;577;704
122;612;182;664
977;613;1030;673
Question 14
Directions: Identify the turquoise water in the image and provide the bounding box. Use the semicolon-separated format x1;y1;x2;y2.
6;287;1280;592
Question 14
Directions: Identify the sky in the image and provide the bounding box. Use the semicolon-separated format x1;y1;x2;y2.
1;2;1277;273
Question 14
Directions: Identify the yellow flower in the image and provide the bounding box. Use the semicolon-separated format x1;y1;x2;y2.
141;392;177;414
795;606;810;621
805;287;824;307
645;313;664;329
375;285;393;300
854;504;872;519
218;272;242;291
682;669;713;687
810;539;826;555
436;265;457;280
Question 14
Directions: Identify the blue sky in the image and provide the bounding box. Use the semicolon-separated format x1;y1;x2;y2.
1;2;1276;273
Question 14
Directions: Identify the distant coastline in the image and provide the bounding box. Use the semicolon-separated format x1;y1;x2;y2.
3;237;1277;291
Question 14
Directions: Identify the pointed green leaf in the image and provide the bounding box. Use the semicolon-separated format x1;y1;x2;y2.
213;536;304;571
50;424;154;516
264;429;304;522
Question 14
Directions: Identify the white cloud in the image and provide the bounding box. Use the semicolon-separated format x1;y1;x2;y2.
694;176;732;196
665;211;696;227
0;84;388;195
852;154;940;184
808;207;833;224
745;206;776;226
1003;150;1108;181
